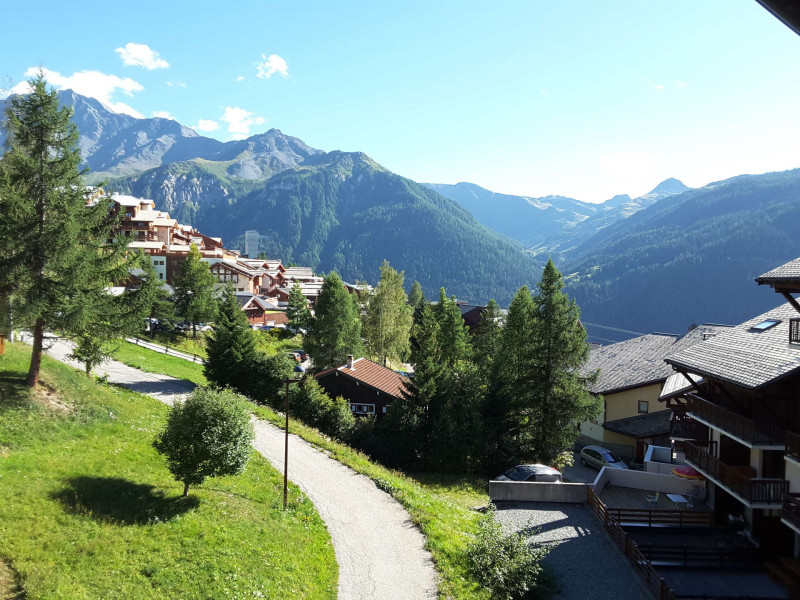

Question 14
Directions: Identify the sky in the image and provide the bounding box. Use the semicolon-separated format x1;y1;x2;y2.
3;1;800;202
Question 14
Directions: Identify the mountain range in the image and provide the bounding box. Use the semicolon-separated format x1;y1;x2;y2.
2;91;798;337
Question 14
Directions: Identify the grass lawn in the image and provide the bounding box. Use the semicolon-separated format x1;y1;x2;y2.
0;343;337;600
112;342;208;386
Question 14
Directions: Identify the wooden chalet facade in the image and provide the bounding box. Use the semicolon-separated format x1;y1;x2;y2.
661;257;800;563
315;356;407;420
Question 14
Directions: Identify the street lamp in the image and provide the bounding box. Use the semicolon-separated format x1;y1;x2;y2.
283;363;306;509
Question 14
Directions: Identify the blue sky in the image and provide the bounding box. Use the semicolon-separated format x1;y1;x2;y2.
3;1;800;202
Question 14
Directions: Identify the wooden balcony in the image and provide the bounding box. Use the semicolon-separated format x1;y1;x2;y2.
682;441;789;506
670;410;708;440
786;430;800;463
686;393;784;448
783;494;800;534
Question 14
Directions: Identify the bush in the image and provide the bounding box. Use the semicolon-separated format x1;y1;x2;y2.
466;505;549;600
290;378;357;441
153;387;255;496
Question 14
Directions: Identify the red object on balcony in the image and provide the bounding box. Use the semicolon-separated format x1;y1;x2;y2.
672;465;704;480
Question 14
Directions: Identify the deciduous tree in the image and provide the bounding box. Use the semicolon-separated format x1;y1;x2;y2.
363;260;413;366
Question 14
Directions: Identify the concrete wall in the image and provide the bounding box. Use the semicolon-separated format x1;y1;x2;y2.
786;458;800;493
644;445;677;474
489;481;588;503
598;468;706;496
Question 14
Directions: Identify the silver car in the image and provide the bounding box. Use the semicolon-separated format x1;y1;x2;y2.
579;445;628;470
495;464;563;483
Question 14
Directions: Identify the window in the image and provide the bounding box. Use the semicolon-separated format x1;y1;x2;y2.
751;319;781;331
638;401;649;414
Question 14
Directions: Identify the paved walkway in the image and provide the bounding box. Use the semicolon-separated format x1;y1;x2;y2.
27;336;438;600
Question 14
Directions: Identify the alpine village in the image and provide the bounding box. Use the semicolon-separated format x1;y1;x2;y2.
4;3;800;600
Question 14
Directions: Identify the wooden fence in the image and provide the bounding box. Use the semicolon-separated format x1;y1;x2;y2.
587;487;676;600
604;507;714;528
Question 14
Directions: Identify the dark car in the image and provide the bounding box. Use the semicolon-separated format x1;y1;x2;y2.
494;464;563;483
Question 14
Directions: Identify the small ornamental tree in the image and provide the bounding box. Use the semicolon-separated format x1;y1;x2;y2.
153;387;255;497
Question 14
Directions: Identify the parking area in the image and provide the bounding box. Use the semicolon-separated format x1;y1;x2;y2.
562;451;600;484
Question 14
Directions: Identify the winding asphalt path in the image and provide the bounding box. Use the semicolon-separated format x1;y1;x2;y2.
26;336;438;600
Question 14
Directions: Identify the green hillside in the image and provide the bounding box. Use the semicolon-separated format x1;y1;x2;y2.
0;343;337;599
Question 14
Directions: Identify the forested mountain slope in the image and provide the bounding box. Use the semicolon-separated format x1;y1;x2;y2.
562;170;800;335
110;152;543;305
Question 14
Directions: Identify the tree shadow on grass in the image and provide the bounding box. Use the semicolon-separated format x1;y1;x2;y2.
50;476;199;525
0;373;32;410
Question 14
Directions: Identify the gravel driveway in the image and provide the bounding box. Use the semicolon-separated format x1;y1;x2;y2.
27;336;437;600
494;502;651;600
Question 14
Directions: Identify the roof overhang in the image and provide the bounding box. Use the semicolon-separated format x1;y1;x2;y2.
755;0;800;37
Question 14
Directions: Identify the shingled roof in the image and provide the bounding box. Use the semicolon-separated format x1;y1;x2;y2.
585;324;732;395
666;301;800;390
755;257;800;292
315;358;407;399
603;411;671;439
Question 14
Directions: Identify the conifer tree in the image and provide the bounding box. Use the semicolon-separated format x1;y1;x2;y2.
434;288;471;367
205;284;257;390
363;260;413;366
304;272;364;371
408;280;425;309
472;299;503;377
286;283;311;332
173;244;217;338
0;74;132;387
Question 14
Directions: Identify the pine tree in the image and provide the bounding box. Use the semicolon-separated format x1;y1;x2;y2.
408;280;425;308
491;261;600;466
304;272;364;371
472;299;503;377
173;244;217;339
205;284;257;390
434;288;471;367
286;283;311;332
363;260;413;366
0;73;133;387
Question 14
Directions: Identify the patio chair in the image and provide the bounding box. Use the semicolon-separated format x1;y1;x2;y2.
645;491;660;506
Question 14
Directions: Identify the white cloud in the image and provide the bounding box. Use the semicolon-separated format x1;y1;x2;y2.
256;54;289;79
115;43;169;70
10;67;145;118
654;84;665;90
152;110;175;120
235;76;245;82
195;119;220;132
677;81;689;88
221;106;265;139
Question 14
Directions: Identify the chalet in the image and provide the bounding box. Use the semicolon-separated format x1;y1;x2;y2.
660;257;800;568
315;356;407;419
234;293;287;327
580;325;731;461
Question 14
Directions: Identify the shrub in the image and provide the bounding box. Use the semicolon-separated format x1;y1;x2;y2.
153;387;255;496
290;378;356;441
466;505;549;600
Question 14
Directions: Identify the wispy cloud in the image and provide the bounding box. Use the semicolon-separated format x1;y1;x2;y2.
4;67;144;118
195;119;220;132
677;81;689;88
654;84;665;90
221;106;265;139
256;54;289;79
116;43;169;70
235;76;245;82
152;110;175;120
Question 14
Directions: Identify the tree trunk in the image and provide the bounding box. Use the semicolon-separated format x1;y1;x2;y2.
26;318;45;388
183;481;190;497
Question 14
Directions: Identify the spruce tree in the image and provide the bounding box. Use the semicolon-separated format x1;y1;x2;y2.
286;283;311;332
472;299;503;377
434;288;471;367
408;280;425;308
363;260;413;366
205;284;257;390
173;244;217;339
0;74;132;387
304;272;364;371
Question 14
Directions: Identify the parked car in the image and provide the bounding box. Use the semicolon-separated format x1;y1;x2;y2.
579;445;628;470
495;464;563;483
292;349;308;361
195;323;213;332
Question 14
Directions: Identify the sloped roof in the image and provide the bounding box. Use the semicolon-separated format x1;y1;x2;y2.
666;301;800;390
755;257;800;286
316;358;407;399
603;411;671;439
659;372;705;401
585;324;732;394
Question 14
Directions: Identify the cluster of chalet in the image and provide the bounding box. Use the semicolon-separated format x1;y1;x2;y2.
582;256;800;562
110;193;324;327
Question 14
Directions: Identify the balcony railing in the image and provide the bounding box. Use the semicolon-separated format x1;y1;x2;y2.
686;393;785;447
783;493;800;532
682;441;789;505
786;431;800;463
791;319;800;344
670;410;708;440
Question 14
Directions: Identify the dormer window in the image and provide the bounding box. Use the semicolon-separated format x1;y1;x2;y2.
751;319;780;331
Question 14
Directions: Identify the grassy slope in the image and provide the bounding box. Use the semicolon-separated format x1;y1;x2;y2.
100;350;492;599
0;343;337;600
112;342;208;386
